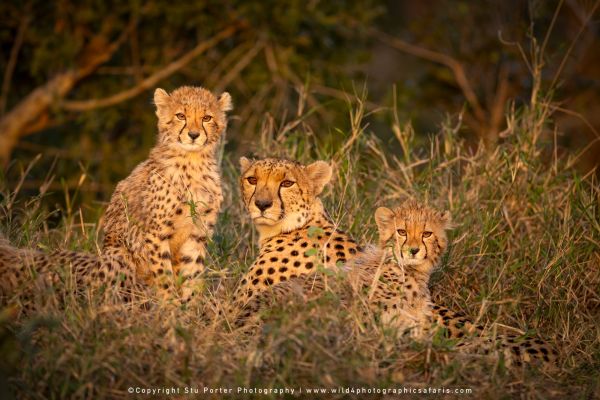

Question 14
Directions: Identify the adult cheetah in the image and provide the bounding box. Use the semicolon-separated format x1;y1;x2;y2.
228;157;362;313
0;86;232;303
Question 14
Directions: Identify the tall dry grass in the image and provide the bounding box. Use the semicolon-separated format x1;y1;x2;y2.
0;86;599;399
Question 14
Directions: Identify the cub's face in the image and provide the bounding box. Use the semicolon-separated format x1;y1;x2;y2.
239;158;332;233
153;86;233;151
375;201;451;265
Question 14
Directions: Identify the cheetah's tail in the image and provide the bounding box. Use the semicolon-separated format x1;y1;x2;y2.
431;304;559;367
497;333;559;367
0;232;102;297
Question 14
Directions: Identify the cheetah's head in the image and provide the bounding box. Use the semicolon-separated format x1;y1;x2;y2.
375;200;451;267
239;157;332;239
153;86;233;151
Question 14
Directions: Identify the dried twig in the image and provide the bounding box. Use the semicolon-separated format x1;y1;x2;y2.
61;25;240;112
0;15;139;164
369;27;486;124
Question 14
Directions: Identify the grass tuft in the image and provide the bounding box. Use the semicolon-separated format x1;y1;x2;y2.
1;90;599;398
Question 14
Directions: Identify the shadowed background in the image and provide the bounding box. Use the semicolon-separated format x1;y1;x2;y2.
0;0;598;212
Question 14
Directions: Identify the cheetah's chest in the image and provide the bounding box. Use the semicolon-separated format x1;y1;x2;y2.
235;225;360;304
166;164;222;255
168;166;222;220
373;269;432;325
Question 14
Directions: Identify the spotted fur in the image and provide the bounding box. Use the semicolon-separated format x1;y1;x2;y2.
235;200;558;367
229;157;362;318
0;86;232;303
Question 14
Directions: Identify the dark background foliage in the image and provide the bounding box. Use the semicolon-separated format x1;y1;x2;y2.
0;0;598;211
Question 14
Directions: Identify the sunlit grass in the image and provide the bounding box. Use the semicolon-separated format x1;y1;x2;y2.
1;91;599;399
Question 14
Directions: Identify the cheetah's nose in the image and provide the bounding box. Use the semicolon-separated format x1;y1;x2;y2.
188;131;200;140
410;247;420;255
255;199;273;212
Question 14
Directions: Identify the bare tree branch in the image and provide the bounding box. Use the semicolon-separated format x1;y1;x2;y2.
61;25;240;112
0;17;137;165
214;39;264;93
369;28;487;125
0;2;31;116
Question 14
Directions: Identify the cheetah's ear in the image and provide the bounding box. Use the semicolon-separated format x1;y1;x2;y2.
375;207;396;245
153;88;170;108
218;92;233;112
306;161;332;195
239;156;252;173
438;210;452;230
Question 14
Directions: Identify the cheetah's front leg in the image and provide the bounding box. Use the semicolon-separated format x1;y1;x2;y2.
175;232;208;303
143;230;177;301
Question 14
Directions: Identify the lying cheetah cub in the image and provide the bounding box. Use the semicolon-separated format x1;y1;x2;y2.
350;201;452;338
359;202;557;365
1;86;232;303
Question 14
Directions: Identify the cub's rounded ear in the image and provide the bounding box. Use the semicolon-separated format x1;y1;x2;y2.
438;210;452;230
218;92;233;112
306;161;333;195
375;207;396;245
239;156;252;173
153;88;170;108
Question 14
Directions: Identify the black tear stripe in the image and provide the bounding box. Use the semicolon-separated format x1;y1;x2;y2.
201;120;209;143
400;235;407;260
177;119;187;143
421;222;428;259
399;219;409;259
277;185;285;220
248;184;257;208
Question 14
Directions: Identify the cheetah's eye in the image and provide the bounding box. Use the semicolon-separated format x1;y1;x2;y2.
280;180;295;188
247;177;257;185
397;229;407;236
176;113;186;120
202;115;212;122
422;231;432;238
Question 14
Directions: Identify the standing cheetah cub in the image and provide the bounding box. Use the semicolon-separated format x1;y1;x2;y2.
0;86;232;303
